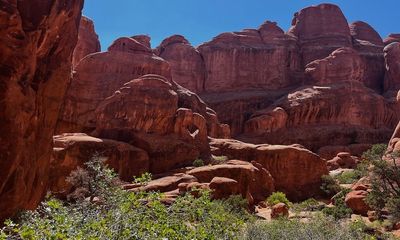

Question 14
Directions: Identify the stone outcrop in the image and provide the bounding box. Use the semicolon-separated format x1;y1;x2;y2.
350;21;383;46
0;0;84;221
242;82;399;153
384;34;400;45
187;160;275;204
210;138;328;200
57;37;171;133
384;42;400;93
305;47;364;85
327;152;358;170
349;21;385;92
72;16;101;67
287;3;352;65
127;160;275;205
196;21;302;93
50;133;149;196
93;75;213;173
156;35;205;93
345;183;371;216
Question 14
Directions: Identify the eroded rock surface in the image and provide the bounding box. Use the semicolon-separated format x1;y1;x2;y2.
72;16;101;67
0;0;84;221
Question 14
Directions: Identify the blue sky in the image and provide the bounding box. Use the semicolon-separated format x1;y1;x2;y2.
83;1;400;50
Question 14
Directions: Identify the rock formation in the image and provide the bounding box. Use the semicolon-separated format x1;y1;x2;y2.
384;34;400;45
0;0;84;221
50;133;149;196
72;16;101;67
2;1;399;223
287;3;352;65
57;37;171;133
197;21;302;93
156;35;205;93
210;138;328;200
150;3;399;153
384;42;400;94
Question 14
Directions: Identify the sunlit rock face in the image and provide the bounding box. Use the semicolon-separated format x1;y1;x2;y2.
72;16;101;67
154;3;399;153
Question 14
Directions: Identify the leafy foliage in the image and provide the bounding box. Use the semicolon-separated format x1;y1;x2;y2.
320;175;341;196
132;172;152;184
335;170;360;184
0;156;251;240
292;198;325;212
363;144;400;222
266;192;291;207
244;213;377;240
211;155;228;165
192;158;205;167
322;189;353;220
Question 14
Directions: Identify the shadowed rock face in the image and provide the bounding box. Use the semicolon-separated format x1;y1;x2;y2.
349;21;385;92
0;0;84;221
384;42;400;93
72;16;101;67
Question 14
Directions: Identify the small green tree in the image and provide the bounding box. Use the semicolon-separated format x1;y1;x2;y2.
364;144;400;221
266;192;291;207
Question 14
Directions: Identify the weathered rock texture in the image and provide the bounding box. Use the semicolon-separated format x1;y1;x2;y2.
287;3;352;65
242;82;399;153
50;133;149;196
58;37;171;133
210;138;328;200
0;0;84;221
384;43;400;93
152;3;399;151
156;35;205;93
197;21;302;92
126;160;275;206
72;16;101;67
384;34;400;46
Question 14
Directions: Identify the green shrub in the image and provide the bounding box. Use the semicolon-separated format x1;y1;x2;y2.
293;198;325;212
243;214;376;240
132;172;152;184
363;145;400;222
192;158;205;167
266;192;291;207
1;156;251;240
322;189;353;220
320;175;341;196
336;170;360;184
211;155;228;165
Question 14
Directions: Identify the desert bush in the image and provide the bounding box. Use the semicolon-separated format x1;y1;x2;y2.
132;172;152;184
193;158;205;167
243;214;375;240
336;170;361;184
322;189;353;220
0;156;251;240
363;144;400;222
266;192;291;207
320;174;341;196
211;155;228;165
292;198;325;212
